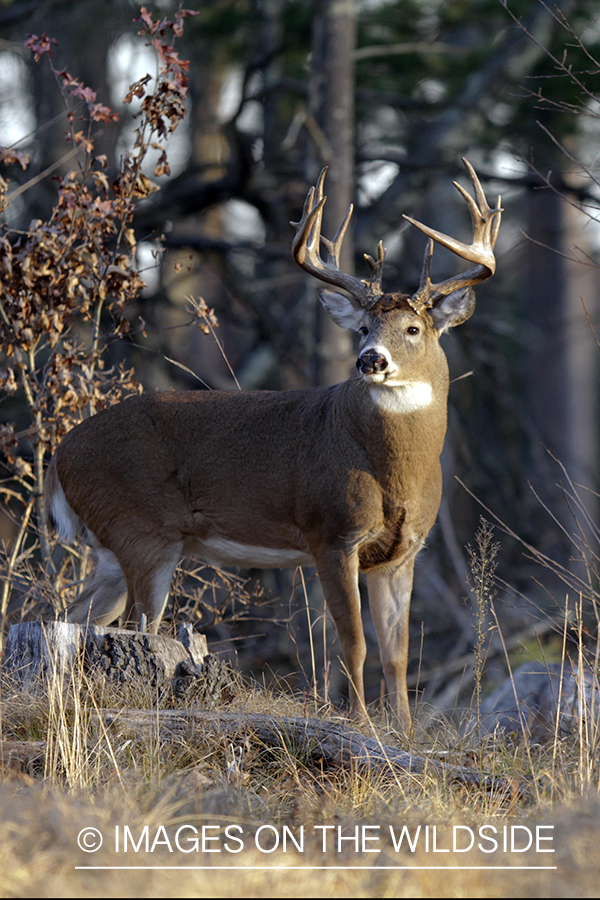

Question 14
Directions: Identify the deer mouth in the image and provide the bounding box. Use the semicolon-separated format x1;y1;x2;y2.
362;370;398;385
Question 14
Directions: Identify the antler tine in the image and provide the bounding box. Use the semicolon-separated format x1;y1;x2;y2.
291;173;326;265
403;158;502;311
363;241;386;296
309;165;328;254
406;239;435;314
291;167;373;306
319;180;386;298
320;204;353;269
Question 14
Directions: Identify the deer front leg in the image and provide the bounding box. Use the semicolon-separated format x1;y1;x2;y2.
365;560;415;731
315;549;367;718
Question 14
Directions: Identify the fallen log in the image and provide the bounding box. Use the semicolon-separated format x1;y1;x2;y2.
99;707;526;794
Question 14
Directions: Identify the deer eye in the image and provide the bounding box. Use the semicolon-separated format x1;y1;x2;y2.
359;326;369;335
406;325;420;336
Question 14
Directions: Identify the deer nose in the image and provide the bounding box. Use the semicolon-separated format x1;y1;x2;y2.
357;349;388;374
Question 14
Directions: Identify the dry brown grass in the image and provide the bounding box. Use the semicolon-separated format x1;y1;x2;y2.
0;649;599;899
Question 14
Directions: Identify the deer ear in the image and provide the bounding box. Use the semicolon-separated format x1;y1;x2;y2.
319;290;364;331
430;287;476;333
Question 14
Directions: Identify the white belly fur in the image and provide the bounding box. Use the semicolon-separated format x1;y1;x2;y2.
186;536;314;569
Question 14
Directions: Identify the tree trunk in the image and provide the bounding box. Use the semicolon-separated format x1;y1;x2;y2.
524;185;599;534
310;0;357;385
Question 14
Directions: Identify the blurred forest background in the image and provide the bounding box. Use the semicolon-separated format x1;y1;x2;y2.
0;0;599;716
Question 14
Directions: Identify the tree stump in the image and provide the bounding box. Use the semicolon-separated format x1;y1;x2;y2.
2;621;232;706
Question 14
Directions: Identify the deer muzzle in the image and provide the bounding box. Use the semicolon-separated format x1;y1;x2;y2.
357;349;389;375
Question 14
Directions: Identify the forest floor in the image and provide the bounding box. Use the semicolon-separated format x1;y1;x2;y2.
0;652;598;899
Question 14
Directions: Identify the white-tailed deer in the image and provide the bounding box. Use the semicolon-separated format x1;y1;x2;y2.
44;159;500;727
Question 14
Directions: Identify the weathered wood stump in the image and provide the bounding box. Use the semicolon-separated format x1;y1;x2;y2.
2;621;232;706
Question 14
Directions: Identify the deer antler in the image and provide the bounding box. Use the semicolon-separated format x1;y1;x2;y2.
291;167;385;308
403;158;502;314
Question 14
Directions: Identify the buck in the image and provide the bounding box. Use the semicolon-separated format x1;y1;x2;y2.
44;159;500;728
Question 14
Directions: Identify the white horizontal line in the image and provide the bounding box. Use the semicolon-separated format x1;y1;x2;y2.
75;865;558;871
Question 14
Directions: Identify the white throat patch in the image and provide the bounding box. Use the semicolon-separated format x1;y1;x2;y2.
369;381;433;413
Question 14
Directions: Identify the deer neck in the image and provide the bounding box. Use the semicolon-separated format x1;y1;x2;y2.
339;364;449;482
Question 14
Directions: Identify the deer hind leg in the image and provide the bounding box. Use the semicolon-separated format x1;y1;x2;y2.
66;546;128;627
120;540;183;633
365;560;414;731
315;549;367;717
